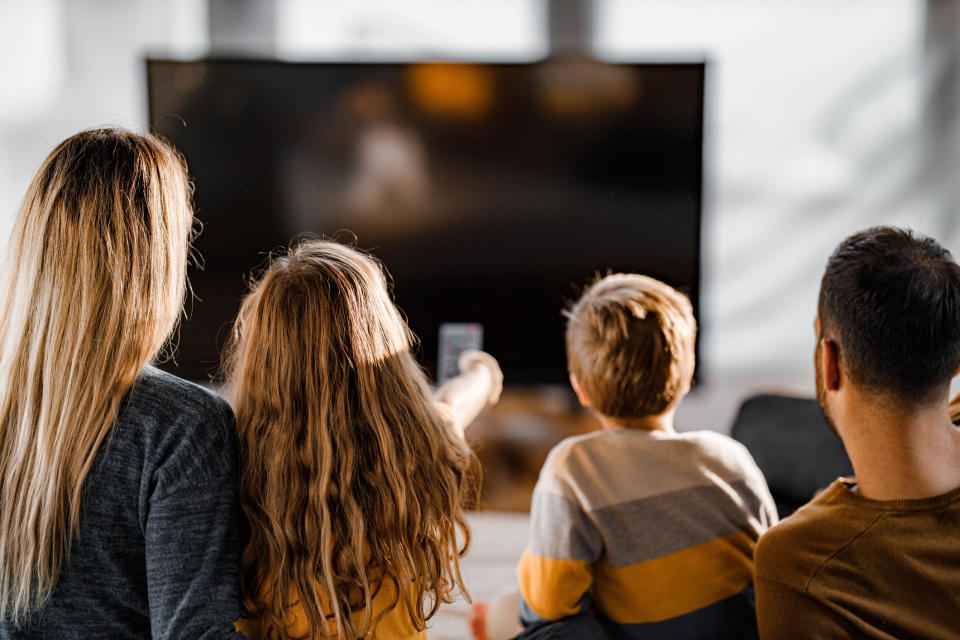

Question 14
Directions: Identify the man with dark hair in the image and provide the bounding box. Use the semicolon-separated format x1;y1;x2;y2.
754;226;960;638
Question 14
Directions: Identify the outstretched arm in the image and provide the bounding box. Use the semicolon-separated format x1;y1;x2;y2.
433;350;503;438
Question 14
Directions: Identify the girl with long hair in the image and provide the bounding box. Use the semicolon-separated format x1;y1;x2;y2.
226;240;501;639
0;129;241;638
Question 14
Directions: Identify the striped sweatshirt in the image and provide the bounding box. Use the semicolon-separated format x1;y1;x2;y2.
517;427;777;639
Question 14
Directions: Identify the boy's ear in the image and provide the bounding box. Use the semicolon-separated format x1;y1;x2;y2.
569;373;591;407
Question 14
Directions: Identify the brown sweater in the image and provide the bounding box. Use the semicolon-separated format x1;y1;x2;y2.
754;478;960;639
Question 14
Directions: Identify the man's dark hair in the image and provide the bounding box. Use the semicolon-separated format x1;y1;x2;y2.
819;226;960;405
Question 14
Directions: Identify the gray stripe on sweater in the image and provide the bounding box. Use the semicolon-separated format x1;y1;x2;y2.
528;491;603;562
595;480;764;568
529;480;765;568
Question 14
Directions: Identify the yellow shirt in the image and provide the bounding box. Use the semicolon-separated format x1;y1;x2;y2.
235;578;427;640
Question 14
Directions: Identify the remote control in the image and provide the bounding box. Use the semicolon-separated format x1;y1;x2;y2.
437;323;484;384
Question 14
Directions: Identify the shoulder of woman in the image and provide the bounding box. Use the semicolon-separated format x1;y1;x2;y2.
123;366;237;494
128;365;234;426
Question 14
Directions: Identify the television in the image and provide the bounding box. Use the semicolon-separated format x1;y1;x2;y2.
147;59;704;384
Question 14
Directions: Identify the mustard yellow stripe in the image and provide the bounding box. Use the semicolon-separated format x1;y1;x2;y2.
234;577;426;639
517;551;593;621
594;532;755;624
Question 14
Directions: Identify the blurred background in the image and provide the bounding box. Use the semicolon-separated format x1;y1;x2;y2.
1;1;957;634
4;0;956;388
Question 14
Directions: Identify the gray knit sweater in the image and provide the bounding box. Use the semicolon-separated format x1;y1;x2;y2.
0;366;241;639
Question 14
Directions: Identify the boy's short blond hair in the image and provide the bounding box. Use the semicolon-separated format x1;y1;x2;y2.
565;273;697;418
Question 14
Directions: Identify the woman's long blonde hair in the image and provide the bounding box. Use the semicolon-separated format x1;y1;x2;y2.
224;240;480;639
0;129;194;625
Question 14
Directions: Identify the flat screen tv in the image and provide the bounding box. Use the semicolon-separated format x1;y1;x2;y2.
147;59;704;384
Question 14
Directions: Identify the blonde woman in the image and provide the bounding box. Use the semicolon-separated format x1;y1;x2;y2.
225;240;501;640
0;129;241;637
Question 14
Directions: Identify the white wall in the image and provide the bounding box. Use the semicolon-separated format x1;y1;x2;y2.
274;0;546;60
1;0;945;392
596;0;937;387
0;0;207;240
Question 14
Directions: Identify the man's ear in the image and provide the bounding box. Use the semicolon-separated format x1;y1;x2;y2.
569;372;591;407
820;338;842;391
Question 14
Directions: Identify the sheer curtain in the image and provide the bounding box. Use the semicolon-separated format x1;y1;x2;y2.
597;0;928;384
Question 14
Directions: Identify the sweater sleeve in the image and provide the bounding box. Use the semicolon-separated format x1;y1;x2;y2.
753;511;856;640
744;457;779;530
516;450;602;626
144;397;241;639
755;576;853;639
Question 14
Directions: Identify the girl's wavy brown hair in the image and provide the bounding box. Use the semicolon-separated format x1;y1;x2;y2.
224;240;480;639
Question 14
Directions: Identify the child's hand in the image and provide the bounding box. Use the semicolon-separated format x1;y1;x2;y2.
433;351;503;437
469;601;491;640
458;350;504;405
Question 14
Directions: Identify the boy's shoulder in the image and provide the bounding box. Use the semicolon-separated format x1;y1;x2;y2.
544;428;754;472
544;428;610;461
676;429;773;496
538;428;768;507
678;428;762;468
540;429;633;477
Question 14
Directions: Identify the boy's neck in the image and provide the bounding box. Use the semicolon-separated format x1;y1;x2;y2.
596;408;676;433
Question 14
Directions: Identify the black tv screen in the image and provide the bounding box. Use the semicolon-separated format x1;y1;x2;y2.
147;59;704;384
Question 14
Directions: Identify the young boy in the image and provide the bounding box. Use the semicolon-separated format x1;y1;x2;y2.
514;273;777;639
